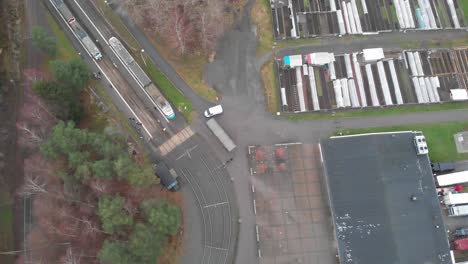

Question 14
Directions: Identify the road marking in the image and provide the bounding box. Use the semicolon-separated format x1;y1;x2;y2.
205;245;228;251
47;0;152;138
175;144;198;160
203;201;228;208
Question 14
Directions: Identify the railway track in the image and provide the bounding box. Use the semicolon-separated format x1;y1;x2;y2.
173;147;237;264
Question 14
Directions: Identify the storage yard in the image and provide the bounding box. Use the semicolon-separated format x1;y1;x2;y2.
271;0;467;39
277;47;468;113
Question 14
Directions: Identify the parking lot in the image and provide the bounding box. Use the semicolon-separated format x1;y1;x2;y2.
248;143;336;264
271;0;467;39
277;47;468;113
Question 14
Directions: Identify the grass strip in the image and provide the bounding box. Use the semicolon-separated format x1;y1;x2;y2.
334;121;468;162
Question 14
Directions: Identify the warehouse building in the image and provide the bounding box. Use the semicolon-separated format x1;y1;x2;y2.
320;131;451;264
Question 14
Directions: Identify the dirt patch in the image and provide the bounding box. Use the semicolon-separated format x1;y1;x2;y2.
261;59;278;113
251;0;274;56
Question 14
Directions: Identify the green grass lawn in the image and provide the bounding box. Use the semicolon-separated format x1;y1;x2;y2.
286;102;468;120
334;121;468;162
461;0;468;22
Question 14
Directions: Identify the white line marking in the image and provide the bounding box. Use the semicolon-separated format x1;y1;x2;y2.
175;144;198;160
205;245;228;251
203;201;228;208
253;199;257;215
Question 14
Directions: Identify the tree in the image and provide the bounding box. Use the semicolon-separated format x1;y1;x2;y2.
49;59;90;90
91;159;114;179
127;166;156;187
98;195;133;234
141;199;181;236
32;26;56;56
68;151;90;169
98;240;134;264
128;223;167;263
113;155;136;180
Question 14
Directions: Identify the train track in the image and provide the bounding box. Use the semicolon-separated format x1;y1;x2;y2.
174;148;236;264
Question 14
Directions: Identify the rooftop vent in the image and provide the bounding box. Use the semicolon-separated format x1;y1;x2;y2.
414;135;429;155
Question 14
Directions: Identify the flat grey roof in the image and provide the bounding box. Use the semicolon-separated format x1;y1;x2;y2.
321;132;451;264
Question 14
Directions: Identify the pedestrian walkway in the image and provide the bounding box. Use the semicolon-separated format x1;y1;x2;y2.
159;126;195;155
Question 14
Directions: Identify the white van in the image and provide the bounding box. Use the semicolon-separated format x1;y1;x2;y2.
204;105;223;118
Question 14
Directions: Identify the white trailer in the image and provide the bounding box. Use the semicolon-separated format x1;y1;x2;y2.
353;53;367;106
400;0;412;28
351;0;363;33
344;54;353;78
348;79;360;107
377;61;393;105
419;77;429;103
329;62;337;80
333;80;344;108
447;0;461;28
444;193;468;206
329;0;336;11
449;205;468;217
424;77;436;102
431;76;440;101
424;0;437;29
288;0;298;37
365;64;380;106
337;9;347;35
407;52;419;76
362;0;368;14
418;0;430;29
308;66;320;111
414;52;425;76
341;78;351;107
412;77;423;103
393;0;406;28
281;88;288;106
404;0;416;28
295;67;306;112
388;60;404;104
437;171;468;187
206;119;236;152
342;1;352;33
346;2;357;34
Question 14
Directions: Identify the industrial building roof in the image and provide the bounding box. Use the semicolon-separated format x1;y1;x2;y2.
321;132;451;264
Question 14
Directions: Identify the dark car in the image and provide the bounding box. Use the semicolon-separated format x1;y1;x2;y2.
432;162;456;173
154;162;180;192
455;227;468;237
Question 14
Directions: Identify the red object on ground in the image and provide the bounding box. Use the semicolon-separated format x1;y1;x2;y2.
277;163;288;172
275;148;286;159
256;149;265;161
256;163;267;174
454;185;463;192
454;238;468;250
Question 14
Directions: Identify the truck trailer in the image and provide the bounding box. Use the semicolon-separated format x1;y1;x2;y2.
448;205;468;217
443;193;468;206
437;170;468;187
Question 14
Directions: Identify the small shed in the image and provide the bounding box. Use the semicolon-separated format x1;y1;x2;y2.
306;52;335;66
283;55;303;68
363;48;385;62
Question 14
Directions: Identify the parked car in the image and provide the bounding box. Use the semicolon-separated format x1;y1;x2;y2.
454;238;468;250
204;105;223;118
154;162;180;192
455;227;468;237
432;162;456;173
